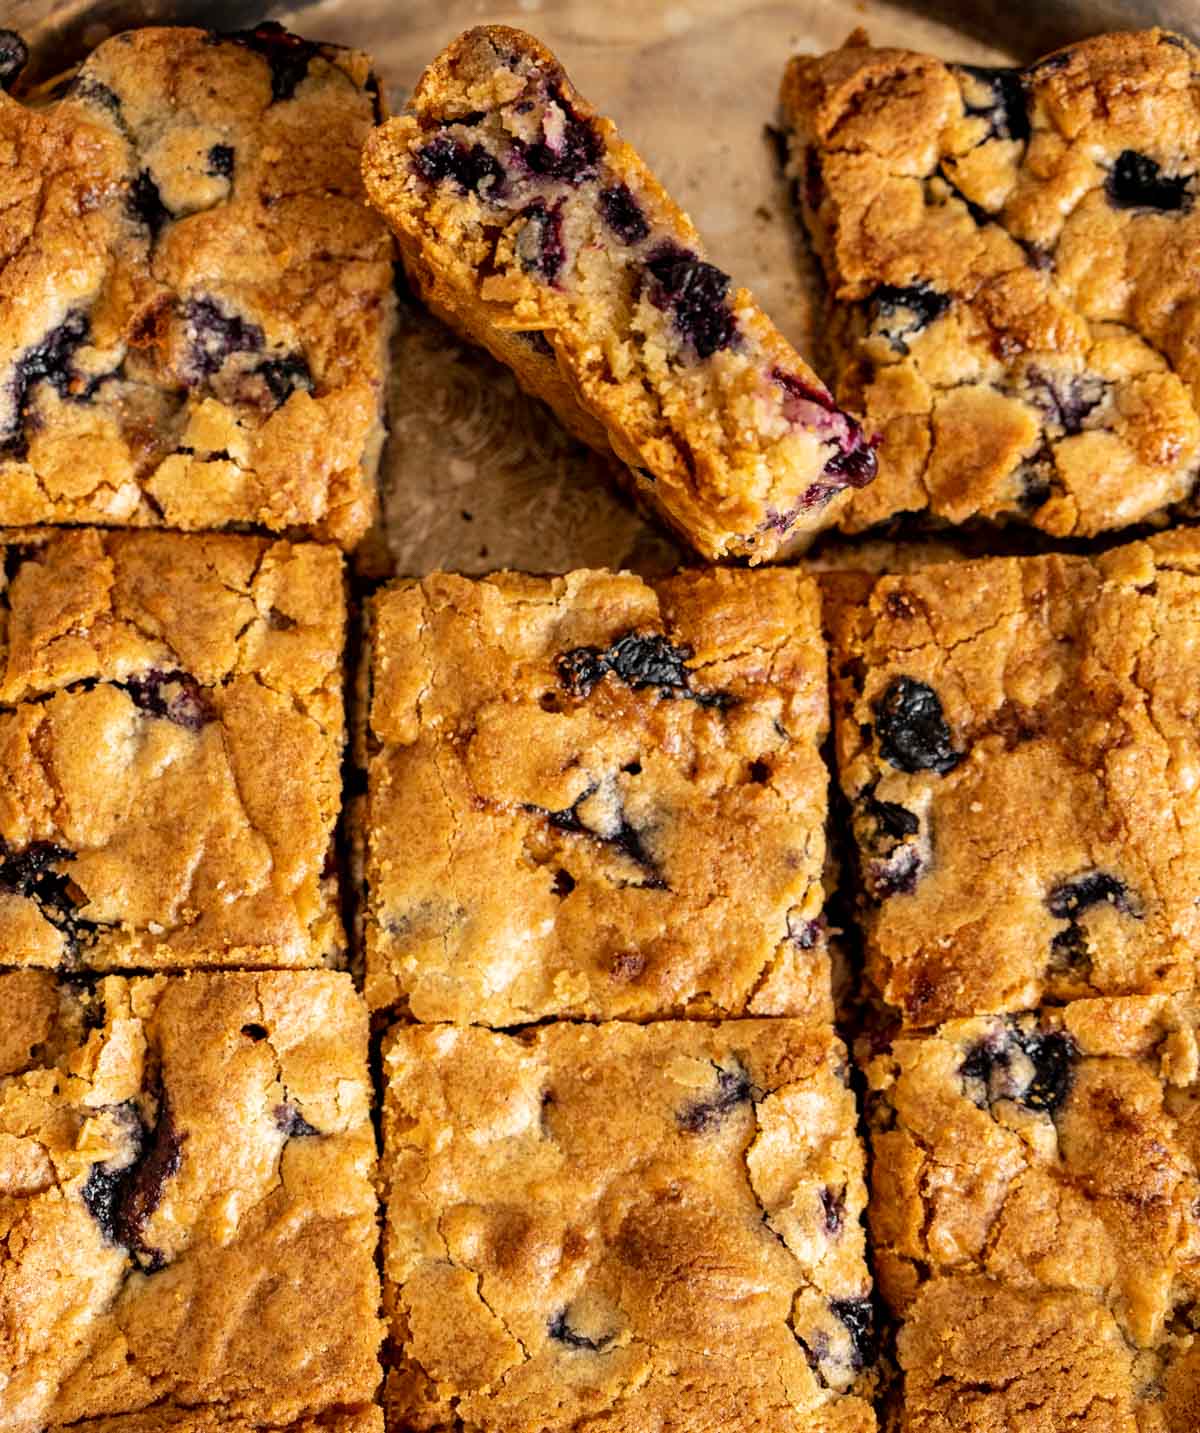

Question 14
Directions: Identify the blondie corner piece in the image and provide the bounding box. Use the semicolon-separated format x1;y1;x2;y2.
781;28;1200;539
0;23;395;546
361;566;836;1023
826;530;1200;1028
0;969;382;1433
380;1019;877;1433
361;25;876;564
864;996;1200;1429
0;529;347;970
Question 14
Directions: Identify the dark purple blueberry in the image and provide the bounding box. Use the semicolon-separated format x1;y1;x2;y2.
114;1095;186;1271
599;183;650;245
875;677;962;775
1048;922;1089;972
3;311;92;450
867;283;951;354
830;1297;876;1372
787;913;824;950
516;89;602;183
1107;150;1192;212
1015;450;1056;509
534;785;666;891
957;66;1030;144
207;143;235;178
1047;872;1135;921
643;244;737;358
961;1023;1075;1115
548;1310;613;1351
83;1093;186;1272
678;1064;755;1134
773;368;834;412
414;135;505;198
1022;367;1105;435
182;298;264;381
517;202;567;283
0;29;28;91
225;22;322;104
123;670;215;732
859;785;919;844
868;844;924;900
820;1185;846;1236
557;632;732;708
255;354;312;406
127;170;171;239
821;430;878;489
69;76;121;114
0;838;98;959
274;1103;321;1137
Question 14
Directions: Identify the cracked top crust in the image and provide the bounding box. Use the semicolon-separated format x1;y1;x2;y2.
0;528;347;970
362;566;835;1023
0;969;381;1433
0;24;395;546
781;28;1200;539
362;25;876;565
379;1018;876;1433
827;530;1200;1028
866;996;1200;1405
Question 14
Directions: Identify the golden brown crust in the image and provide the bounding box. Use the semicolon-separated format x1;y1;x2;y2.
0;25;395;546
0;528;347;970
782;28;1200;539
827;529;1200;1028
379;1019;877;1432
0;970;381;1433
363;26;876;563
362;566;836;1023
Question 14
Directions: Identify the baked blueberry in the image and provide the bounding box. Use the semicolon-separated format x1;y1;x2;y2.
547;1309;613;1351
254;354;312;406
959;1020;1075;1114
557;632;731;707
677;1064;755;1133
414;134;505;198
1047;871;1136;920
123;669;215;731
820;1185;846;1236
226;22;322;104
866;283;951;354
957;65;1031;144
127;170;172;238
599;183;649;245
536;784;666;890
830;1296;876;1371
644;243;738;359
4;311;92;449
516;88;602;182
874;677;962;775
274;1102;321;1137
517;201;567;283
207;143;235;178
1106;149;1192;212
182;297;264;380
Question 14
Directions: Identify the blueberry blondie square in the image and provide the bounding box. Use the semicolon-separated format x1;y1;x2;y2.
0;529;346;970
781;28;1200;540
865;996;1200;1429
379;1019;877;1432
0;24;394;546
361;566;837;1023
827;530;1200;1028
361;26;877;564
0;969;381;1433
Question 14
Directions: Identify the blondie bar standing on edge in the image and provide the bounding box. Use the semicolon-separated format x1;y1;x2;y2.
360;566;839;1024
782;29;1200;540
0;529;347;970
826;530;1200;1030
863;996;1200;1429
0;24;395;546
379;1019;878;1432
362;26;877;564
0;969;382;1433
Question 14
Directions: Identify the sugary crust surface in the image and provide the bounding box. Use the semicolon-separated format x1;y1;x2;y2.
866;997;1200;1351
828;530;1200;1028
0;528;347;970
362;566;835;1023
0;25;395;546
64;1413;383;1433
0;969;381;1433
379;1019;877;1432
782;28;1200;539
362;25;875;563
